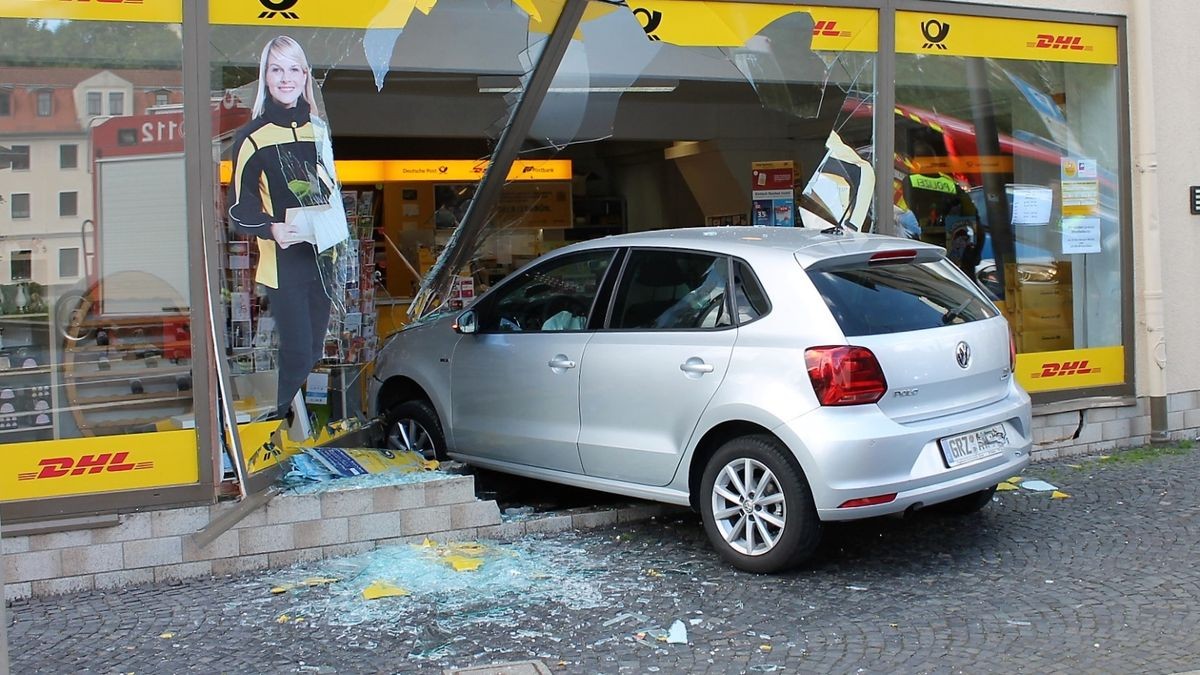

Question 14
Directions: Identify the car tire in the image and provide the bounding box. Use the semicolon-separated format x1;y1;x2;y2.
383;400;446;461
699;434;821;574
934;484;997;515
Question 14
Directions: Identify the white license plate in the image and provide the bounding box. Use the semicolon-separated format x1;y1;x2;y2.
940;423;1009;467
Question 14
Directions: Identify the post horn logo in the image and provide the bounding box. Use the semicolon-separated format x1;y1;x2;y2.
633;8;663;41
921;19;951;50
259;0;300;20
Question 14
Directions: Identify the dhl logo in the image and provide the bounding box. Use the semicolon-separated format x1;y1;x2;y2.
1032;360;1097;379
1030;34;1093;52
812;20;850;38
17;452;154;481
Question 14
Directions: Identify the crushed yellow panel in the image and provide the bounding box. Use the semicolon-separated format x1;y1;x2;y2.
445;555;485;572
996;482;1019;492
1051;491;1071;499
302;577;339;587
159;632;175;639
362;580;411;600
1007;476;1025;484
270;584;295;595
276;614;291;624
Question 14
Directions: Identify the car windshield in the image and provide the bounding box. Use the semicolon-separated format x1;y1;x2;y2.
809;258;998;336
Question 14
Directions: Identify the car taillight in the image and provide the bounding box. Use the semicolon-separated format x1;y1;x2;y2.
804;346;888;406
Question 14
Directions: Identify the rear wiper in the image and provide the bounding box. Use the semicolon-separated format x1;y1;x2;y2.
941;299;973;324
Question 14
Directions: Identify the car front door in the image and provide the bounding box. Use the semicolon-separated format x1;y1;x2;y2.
578;249;736;486
449;249;616;473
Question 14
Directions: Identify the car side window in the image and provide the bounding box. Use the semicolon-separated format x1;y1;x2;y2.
477;250;614;333
611;250;732;330
733;260;771;324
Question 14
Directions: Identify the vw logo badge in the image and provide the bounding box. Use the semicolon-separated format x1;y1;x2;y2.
955;341;971;369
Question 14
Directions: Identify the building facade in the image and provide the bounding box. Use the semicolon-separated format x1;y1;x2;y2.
0;0;1195;527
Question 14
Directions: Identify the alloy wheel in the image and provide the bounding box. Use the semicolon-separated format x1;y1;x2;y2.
710;457;787;556
386;417;437;458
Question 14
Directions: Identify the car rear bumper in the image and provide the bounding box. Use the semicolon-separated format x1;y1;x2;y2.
773;382;1033;520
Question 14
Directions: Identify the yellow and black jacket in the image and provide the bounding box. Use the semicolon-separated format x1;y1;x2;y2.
228;97;332;288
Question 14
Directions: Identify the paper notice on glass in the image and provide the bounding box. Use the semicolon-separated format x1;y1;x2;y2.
1010;185;1053;225
1062;180;1100;217
285;204;350;253
1062;217;1101;254
231;291;251;322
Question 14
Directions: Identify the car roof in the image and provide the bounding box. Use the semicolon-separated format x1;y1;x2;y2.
559;226;945;267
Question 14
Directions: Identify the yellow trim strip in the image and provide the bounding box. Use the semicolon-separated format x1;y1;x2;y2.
0;0;181;23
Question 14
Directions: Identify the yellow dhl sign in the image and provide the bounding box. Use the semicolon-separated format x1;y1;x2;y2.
897;11;1118;65
1016;346;1125;393
1;428;199;502
219;158;571;185
626;2;876;51
0;0;181;23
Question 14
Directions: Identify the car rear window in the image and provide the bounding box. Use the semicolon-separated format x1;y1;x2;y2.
808;258;998;336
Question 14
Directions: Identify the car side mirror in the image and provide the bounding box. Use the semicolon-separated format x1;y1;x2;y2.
453;309;477;334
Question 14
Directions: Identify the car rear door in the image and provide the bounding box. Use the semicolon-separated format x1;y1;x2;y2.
577;248;736;486
450;249;616;473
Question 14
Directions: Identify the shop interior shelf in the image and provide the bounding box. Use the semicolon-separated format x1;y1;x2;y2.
64;365;191;382
0;424;54;436
70;390;192;407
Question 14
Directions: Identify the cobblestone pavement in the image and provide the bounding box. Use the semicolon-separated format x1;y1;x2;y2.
6;446;1200;674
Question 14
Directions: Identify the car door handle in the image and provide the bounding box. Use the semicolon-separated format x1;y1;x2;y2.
548;355;577;370
680;359;715;374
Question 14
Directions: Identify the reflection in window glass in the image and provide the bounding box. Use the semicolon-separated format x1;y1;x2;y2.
894;14;1123;360
0;15;189;442
210;0;566;428
480;250;613;333
428;2;879;316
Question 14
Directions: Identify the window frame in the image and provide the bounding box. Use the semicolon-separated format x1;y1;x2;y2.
35;89;52;116
0;89;10;116
9;144;29;171
731;257;773;327
108;91;125;116
10;249;32;281
472;247;619;335
60;143;78;169
86;91;102;116
58;247;80;278
59;190;78;217
10;192;31;219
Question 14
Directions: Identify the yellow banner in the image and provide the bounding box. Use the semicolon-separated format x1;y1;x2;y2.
1016;346;1125;393
1;429;199;502
220;159;572;185
626;2;877;52
210;0;435;29
0;0;180;23
897;12;1118;65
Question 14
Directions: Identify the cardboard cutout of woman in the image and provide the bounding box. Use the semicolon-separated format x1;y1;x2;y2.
227;36;345;419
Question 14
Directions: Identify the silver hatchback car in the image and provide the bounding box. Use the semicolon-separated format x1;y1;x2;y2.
369;227;1031;573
